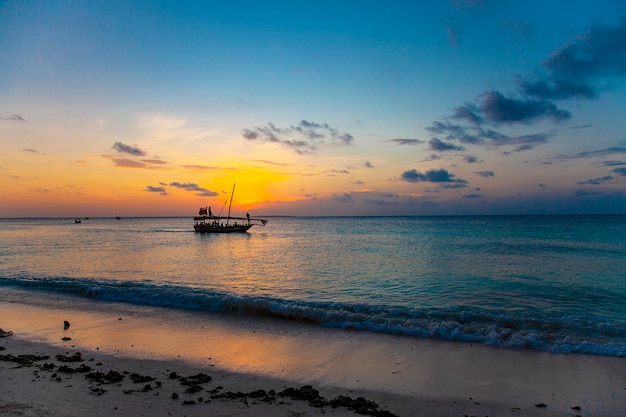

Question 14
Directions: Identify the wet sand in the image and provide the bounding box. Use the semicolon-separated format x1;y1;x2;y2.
1;289;624;416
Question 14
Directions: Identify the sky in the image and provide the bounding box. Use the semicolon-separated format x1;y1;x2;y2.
1;0;626;217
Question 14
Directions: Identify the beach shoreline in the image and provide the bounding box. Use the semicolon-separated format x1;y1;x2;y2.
1;290;625;416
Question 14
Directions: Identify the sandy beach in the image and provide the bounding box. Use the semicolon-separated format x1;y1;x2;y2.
1;289;624;417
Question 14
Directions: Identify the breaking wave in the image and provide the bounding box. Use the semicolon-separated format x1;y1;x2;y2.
1;276;624;357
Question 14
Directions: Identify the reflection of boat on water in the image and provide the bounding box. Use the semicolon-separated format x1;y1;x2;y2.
194;183;267;233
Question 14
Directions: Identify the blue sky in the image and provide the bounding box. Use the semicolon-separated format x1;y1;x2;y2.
1;1;626;217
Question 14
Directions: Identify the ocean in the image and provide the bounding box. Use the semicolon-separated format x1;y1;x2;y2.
1;215;625;357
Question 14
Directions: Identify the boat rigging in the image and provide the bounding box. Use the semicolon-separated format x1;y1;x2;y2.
193;183;267;233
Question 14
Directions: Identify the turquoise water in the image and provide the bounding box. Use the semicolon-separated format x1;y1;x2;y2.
1;215;625;356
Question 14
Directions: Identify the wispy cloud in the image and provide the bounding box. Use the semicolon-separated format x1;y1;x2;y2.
2;114;26;122
168;182;218;197
577;175;614;185
547;146;626;162
108;157;169;169
384;138;426;146
145;185;168;195
242;120;354;154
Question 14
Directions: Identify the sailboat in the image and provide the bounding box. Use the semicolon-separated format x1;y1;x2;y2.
193;184;267;233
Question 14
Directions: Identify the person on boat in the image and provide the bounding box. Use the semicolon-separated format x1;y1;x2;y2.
246;212;250;223
209;207;212;216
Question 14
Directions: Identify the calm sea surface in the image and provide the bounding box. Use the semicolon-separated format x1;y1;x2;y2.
1;215;625;356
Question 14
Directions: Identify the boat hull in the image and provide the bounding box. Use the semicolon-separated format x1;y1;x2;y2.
194;224;252;233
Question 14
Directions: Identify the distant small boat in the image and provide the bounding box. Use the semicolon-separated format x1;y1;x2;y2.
74;219;82;224
194;183;267;233
115;216;121;220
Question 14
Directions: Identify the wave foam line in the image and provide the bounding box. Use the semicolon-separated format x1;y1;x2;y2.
1;276;624;357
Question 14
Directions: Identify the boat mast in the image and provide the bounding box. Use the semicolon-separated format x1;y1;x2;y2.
226;183;235;225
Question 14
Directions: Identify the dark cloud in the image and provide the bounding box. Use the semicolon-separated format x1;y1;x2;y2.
429;138;465;151
385;138;425;145
602;160;626;167
521;19;626;100
145;185;167;195
478;91;571;124
242;120;354;154
113;142;146;156
475;171;494;177
400;168;467;186
332;192;354;203
23;148;39;154
420;154;442;162
612;167;626;176
424;121;549;150
3;114;26;122
577;175;614;185
452;104;483;125
169;182;218;197
415;20;626;157
364;161;374;168
464;155;479;163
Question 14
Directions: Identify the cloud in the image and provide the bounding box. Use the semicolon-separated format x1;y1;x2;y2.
445;22;462;48
450;93;570;125
417;19;626;155
180;164;228;171
169;182;218;197
464;155;479;163
113;142;146;156
2;114;26;122
548;146;626;161
364;161;374;168
577;175;614;185
108;157;168;169
242;120;354;154
463;193;484;199
111;158;149;168
481;91;570;124
612;167;626;176
521;19;626;100
424;120;549;150
332;192;354;203
475;171;494;177
23;148;39;154
145;185;167;195
602;160;626;167
429;138;465;151
400;168;467;186
385;138;426;145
